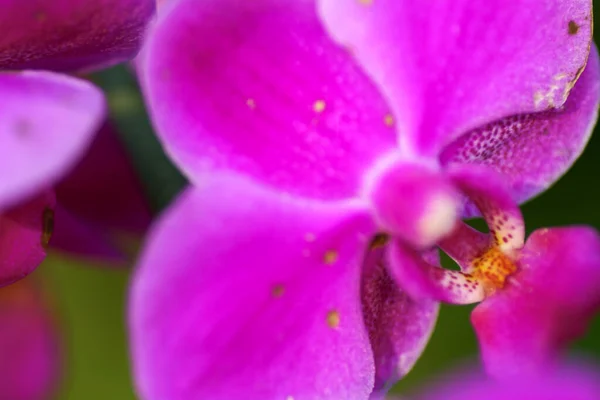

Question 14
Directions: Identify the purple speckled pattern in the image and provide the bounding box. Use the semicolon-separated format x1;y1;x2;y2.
0;0;155;72
442;47;600;207
362;248;439;397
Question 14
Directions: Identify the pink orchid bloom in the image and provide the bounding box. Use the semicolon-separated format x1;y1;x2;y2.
130;0;600;399
0;0;155;284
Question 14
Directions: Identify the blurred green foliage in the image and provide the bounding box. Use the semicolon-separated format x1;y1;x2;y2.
40;5;600;399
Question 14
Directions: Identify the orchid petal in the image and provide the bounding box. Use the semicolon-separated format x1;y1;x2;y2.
0;0;155;72
472;227;600;378
0;192;55;287
0;71;104;211
55;122;151;235
387;240;485;305
0;278;60;400
318;0;593;156
441;45;600;205
361;247;438;397
130;174;377;400
142;0;396;201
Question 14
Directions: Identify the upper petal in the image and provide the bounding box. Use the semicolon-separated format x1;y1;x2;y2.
441;45;600;205
0;192;55;287
471;227;600;378
0;278;60;400
318;0;593;156
0;71;104;211
142;0;397;201
0;0;155;72
129;174;377;400
361;247;438;397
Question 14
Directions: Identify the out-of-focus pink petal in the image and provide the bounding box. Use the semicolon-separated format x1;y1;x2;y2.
0;278;60;400
361;247;438;397
130;174;377;400
0;71;104;211
318;0;593;156
472;227;600;378
142;0;396;201
55;122;151;235
0;0;155;72
442;45;600;205
49;205;126;263
0;192;55;287
420;362;600;400
387;240;485;305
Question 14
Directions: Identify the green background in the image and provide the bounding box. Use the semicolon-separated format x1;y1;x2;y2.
35;5;600;399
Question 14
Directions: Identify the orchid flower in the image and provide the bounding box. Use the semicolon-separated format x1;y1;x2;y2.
0;277;59;400
0;0;155;284
131;0;600;399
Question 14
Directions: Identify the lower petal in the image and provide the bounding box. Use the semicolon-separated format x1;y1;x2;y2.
0;192;55;287
361;247;438;397
472;227;600;378
129;174;377;400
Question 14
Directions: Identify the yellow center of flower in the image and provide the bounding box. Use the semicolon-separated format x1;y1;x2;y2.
471;246;517;296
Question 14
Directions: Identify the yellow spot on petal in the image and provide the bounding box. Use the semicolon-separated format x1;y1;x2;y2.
271;284;285;298
41;207;54;248
304;233;316;242
246;98;256;109
358;0;373;5
313;100;326;113
384;114;394;127
323;250;338;265
327;310;340;328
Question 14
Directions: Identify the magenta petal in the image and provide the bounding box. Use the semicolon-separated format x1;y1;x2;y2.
0;71;104;211
130;174;377;400
362;248;438;397
442;45;600;205
142;0;397;201
0;192;55;287
0;0;155;72
318;0;593;156
55;122;151;235
0;279;60;400
472;227;600;378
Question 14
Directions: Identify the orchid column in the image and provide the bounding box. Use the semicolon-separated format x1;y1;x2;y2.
131;1;600;399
